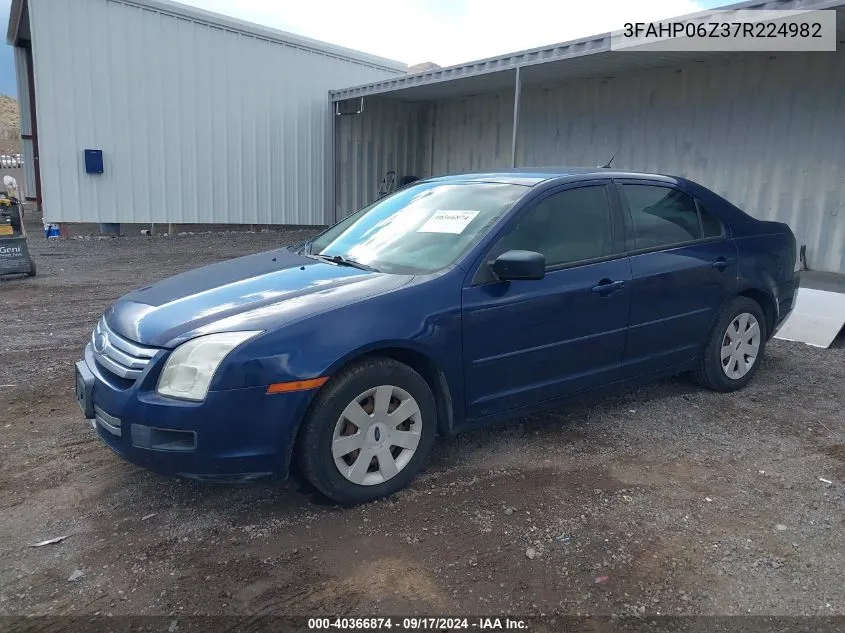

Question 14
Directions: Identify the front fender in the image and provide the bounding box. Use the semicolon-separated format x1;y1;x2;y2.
322;338;443;375
210;271;466;410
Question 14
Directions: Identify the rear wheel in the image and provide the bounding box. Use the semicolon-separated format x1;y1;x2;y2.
297;357;437;504
694;296;767;392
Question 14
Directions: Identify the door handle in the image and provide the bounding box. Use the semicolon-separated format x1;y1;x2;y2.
711;257;734;271
591;279;625;295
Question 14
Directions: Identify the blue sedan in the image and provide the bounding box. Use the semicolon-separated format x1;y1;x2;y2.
75;169;800;504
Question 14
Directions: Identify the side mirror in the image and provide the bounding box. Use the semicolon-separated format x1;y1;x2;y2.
491;250;545;281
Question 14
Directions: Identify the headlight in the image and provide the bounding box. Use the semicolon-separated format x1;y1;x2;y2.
157;331;261;401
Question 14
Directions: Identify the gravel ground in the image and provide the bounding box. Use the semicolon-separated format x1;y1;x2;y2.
1;230;844;620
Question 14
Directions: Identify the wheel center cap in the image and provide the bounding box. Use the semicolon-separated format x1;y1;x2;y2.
369;423;386;447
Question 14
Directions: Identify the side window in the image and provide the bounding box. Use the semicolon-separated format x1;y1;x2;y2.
698;200;724;238
623;184;722;250
494;185;614;268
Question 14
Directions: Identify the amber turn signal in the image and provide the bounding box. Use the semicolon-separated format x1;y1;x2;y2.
266;377;329;395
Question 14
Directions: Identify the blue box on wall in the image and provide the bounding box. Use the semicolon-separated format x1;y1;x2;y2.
84;149;104;174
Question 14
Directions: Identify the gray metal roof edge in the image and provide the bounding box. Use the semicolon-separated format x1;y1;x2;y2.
7;0;408;72
113;0;408;71
329;0;845;101
7;0;25;45
330;33;612;101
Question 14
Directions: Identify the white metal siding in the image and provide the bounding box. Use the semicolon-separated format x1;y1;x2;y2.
408;52;845;273
28;0;403;225
13;46;33;200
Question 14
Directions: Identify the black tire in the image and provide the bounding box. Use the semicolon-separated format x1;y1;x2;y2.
296;356;437;505
27;257;36;277
693;296;767;392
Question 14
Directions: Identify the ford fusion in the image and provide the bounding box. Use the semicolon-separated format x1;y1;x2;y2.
76;170;800;504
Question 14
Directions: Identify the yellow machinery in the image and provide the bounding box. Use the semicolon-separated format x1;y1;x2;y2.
0;196;36;278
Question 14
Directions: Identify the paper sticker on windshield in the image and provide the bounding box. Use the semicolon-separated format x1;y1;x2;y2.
417;210;479;234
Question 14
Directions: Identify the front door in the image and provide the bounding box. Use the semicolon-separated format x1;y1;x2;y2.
616;181;739;377
462;183;632;419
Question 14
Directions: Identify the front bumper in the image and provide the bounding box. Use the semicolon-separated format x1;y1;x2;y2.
77;344;314;481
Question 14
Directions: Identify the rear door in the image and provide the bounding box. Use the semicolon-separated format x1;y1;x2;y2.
616;180;738;377
461;181;632;419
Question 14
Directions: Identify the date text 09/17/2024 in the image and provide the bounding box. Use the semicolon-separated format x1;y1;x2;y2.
307;617;529;630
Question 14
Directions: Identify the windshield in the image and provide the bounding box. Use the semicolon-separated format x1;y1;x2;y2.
306;181;528;274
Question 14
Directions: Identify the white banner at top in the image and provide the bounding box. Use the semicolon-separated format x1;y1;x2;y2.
611;9;837;52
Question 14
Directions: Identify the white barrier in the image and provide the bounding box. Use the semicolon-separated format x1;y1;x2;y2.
0;155;24;168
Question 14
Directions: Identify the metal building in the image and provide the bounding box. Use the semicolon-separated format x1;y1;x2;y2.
330;0;845;274
6;0;405;226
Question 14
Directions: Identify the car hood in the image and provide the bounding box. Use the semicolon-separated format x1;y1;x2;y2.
105;247;412;348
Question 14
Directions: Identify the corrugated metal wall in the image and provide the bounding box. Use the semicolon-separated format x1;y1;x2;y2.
516;52;845;274
334;98;427;218
380;52;843;273
27;0;403;225
426;91;515;176
13;46;33;201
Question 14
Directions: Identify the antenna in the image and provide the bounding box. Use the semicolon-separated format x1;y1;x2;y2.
598;145;621;169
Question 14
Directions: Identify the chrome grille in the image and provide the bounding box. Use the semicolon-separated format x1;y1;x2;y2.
91;317;158;380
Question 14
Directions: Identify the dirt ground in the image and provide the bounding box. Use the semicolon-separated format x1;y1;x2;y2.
1;230;844;622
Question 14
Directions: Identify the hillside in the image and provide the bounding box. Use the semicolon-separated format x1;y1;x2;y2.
0;95;21;154
0;95;19;130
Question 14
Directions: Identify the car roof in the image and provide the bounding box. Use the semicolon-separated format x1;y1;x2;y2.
423;168;679;187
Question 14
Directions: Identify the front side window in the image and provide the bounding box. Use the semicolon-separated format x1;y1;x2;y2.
623;184;723;250
493;185;615;268
306;182;527;274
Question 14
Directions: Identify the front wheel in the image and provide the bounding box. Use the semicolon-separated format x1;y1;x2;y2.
296;357;437;504
694;296;767;392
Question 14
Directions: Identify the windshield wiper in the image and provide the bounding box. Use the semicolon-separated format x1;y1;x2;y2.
308;253;379;272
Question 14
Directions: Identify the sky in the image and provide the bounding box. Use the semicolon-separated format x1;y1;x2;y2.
0;0;12;96
0;0;726;97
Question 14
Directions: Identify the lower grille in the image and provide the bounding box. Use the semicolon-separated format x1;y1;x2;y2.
91;317;158;381
131;425;197;452
94;405;121;436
